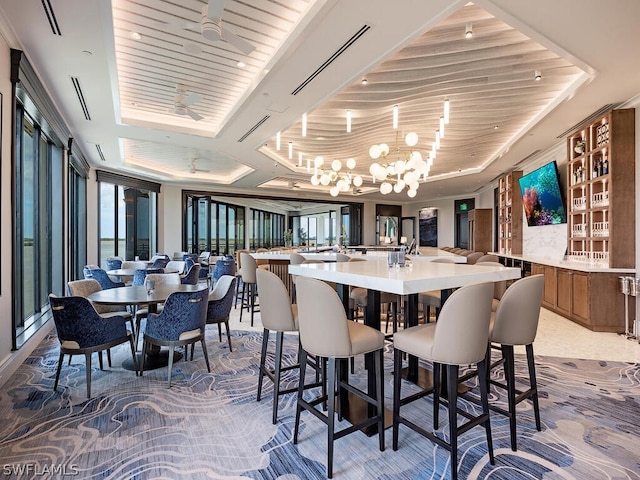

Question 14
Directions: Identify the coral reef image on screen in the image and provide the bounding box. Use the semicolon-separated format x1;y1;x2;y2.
518;161;567;226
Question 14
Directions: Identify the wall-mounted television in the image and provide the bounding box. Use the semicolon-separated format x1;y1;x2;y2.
518;161;567;226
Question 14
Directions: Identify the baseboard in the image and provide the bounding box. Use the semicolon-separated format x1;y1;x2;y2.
0;321;54;389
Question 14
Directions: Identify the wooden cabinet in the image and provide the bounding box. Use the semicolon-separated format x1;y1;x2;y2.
468;208;492;253
566;108;635;268
531;263;556;309
531;262;630;332
497;171;523;254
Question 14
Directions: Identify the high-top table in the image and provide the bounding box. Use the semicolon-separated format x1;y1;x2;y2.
288;259;521;432
88;284;206;370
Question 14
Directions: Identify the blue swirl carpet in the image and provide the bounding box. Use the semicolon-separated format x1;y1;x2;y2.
0;329;638;479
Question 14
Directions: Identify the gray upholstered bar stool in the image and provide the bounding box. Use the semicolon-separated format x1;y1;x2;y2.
418;257;455;322
392;282;495;480
475;261;508;311
238;252;260;326
294;276;385;479
288;252;307;302
256;269;315;424
487;274;544;451
465;251;484;264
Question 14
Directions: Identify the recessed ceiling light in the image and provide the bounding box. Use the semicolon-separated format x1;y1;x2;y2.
465;23;473;39
130;31;142;40
361;78;368;85
494;125;499;130
82;50;92;56
534;70;542;81
237;61;246;68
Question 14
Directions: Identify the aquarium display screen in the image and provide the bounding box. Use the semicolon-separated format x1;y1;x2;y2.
518;161;567;226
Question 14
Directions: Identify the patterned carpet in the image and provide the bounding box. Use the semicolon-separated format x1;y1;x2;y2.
0;328;639;479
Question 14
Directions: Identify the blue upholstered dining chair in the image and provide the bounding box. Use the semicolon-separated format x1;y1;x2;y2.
205;275;237;351
211;257;236;285
180;264;201;285
84;267;125;289
105;257;123;271
132;268;163;286
139;288;210;387
48;294;137;398
151;255;170;269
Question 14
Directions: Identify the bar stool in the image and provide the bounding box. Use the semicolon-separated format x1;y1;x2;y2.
475;261;507;311
487;274;544;451
294;276;385;479
392;282;495;480
239;252;260;326
256;269;321;424
417;257;455;322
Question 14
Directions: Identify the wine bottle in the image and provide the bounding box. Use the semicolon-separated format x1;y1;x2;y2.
603;156;609;175
593;162;598;179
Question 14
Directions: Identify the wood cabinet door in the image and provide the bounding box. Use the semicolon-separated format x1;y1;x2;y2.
571;272;589;323
556;269;572;316
533;264;556;309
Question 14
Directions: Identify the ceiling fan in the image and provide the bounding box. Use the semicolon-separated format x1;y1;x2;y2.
178;0;256;56
189;159;210;174
173;86;203;121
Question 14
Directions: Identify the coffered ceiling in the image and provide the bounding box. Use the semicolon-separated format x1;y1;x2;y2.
1;0;639;203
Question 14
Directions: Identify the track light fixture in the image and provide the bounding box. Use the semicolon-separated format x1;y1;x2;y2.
534;70;542;81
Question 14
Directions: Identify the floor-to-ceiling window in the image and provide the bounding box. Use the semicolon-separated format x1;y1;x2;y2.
250;208;285;249
13;105;65;348
183;192;245;255
97;171;159;267
68;162;87;280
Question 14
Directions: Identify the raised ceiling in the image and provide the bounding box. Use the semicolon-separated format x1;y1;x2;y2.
1;0;639;202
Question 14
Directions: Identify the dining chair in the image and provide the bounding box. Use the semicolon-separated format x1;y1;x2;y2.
487;274;544;451
288;252;307;302
238;253;260;326
48;294;137;398
67;278;134;330
477;254;499;263
180;264;201;285
83;267;124;290
294;276;385;478
133;273;182;347
105;257;123;270
165;260;186;274
210;256;236;285
122;260;148;270
150;255;170;269
392;281;495;480
205;275;236;351
132;268;163;286
139;288;210;387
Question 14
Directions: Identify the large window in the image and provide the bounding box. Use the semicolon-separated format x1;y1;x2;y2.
97;172;159;267
13;106;65;348
184;193;245;255
250;208;285;249
68;164;87;280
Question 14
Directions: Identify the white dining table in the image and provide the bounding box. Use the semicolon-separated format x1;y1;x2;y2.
288;259;521;432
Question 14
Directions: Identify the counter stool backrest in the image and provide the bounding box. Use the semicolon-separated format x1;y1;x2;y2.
256;269;297;332
492;274;544;346
239;253;258;283
145;272;181;286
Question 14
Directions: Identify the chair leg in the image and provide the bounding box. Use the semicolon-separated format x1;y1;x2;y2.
128;335;139;375
167;346;175;387
98;351;104;370
85;352;93;398
106;349;112;368
375;349;385;452
217;323;223;342
293;349;308;445
239;282;247;322
140;340;148;376
526;343;542;432
54;352;64;392
326;357;336;479
503;345;518;451
257;328;269;401
477;358;495;465
250;283;256;327
201;338;211;373
272;331;284;424
433;362;442;430
224;321;233;351
392;348;403;451
446;365;459;480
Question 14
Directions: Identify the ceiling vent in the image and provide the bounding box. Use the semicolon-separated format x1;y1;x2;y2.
71;77;91;120
95;144;106;162
291;25;371;96
40;0;62;35
556;104;618;138
237;115;270;142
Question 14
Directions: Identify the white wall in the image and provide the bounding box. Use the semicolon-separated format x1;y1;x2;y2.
404;198;458;247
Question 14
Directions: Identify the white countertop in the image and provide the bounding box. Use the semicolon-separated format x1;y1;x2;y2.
251;247;467;263
490;252;636;274
288;259;520;295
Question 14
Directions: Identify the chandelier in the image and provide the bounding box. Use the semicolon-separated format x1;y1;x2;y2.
369;130;432;198
310;157;363;197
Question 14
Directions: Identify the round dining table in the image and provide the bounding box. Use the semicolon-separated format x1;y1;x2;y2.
88;284;206;371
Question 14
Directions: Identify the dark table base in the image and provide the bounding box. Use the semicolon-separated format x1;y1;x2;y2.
401;365;472;395
338;391;393;436
122;350;183;372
